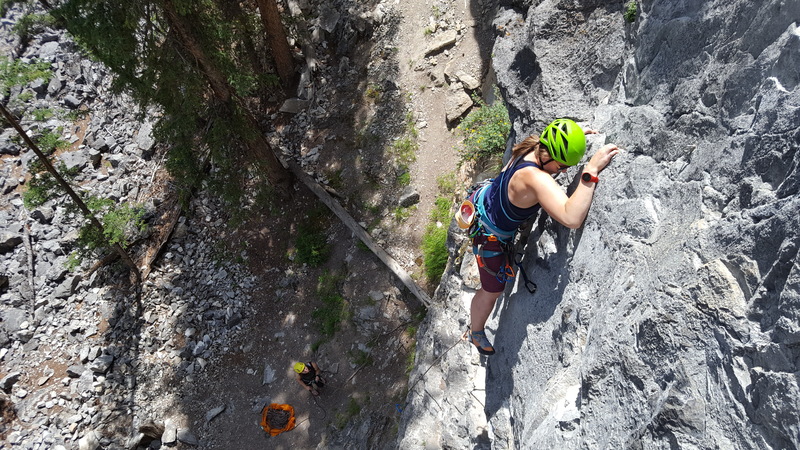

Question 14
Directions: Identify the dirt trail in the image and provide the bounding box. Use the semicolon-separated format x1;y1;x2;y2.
391;0;494;245
180;2;496;448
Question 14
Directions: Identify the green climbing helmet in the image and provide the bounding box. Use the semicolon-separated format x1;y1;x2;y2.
540;119;586;166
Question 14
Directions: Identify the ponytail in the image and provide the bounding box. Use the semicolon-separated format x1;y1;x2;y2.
511;135;546;161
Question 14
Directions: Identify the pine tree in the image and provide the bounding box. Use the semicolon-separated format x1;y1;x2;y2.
51;0;291;199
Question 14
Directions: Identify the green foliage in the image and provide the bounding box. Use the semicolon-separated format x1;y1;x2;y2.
389;112;419;170
457;88;510;163
365;83;382;100
393;205;416;222
32;108;54;121
436;172;457;196
51;0;286;207
397;170;411;186
334;398;361;430
13;12;56;38
16;90;33;102
36;129;68;155
312;271;348;337
74;198;146;252
624;1;638;23
0;57;51;96
23;153;77;209
294;207;331;266
406;341;416;374
421;196;452;284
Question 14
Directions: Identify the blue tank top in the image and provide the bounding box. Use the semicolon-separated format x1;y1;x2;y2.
479;156;541;236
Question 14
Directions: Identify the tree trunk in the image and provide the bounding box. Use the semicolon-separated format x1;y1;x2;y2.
255;0;296;94
0;103;141;282
161;0;291;189
162;0;232;103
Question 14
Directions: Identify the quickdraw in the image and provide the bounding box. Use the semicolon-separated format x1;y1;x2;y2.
474;235;516;284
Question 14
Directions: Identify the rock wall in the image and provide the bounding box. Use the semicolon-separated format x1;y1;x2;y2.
400;0;800;448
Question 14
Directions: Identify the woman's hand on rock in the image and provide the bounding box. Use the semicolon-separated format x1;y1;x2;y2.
586;144;620;174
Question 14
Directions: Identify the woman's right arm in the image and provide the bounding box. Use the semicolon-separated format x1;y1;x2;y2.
534;144;619;228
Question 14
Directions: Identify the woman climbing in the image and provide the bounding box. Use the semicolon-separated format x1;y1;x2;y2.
466;118;619;355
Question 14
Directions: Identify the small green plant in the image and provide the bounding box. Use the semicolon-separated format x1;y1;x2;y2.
423;27;433;36
0;57;51;96
334;398;362;429
390;137;417;165
354;126;379;148
16;90;33;102
79;198;147;249
436;173;457;196
32;108;54;121
355;240;370;251
36;129;68;155
325;168;344;191
393;205;416;222
421;196;452;284
624;1;638;23
67;199;147;270
457;87;510;163
431;5;442;19
365;83;382;100
23;160;78;208
405;342;417;374
63;107;91;121
397;170;411;187
312;271;349;337
294;206;331;266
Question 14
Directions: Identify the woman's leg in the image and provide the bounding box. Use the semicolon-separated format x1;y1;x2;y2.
470;288;503;332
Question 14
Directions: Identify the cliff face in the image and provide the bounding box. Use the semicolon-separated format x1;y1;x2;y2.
399;0;800;448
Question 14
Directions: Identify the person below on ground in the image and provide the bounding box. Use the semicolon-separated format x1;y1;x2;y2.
467;118;620;356
294;361;326;396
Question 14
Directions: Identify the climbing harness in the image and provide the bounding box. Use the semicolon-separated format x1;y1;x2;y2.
462;172;538;294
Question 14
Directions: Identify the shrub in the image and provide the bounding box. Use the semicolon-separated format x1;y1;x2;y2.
23;160;77;208
32;108;54;121
457;88;510;163
624;1;638;23
36;129;68;155
66;199;147;270
0;57;51;95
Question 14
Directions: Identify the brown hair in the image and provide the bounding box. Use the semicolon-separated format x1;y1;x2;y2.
511;135;549;162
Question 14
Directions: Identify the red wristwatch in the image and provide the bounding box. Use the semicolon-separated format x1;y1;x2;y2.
581;172;599;183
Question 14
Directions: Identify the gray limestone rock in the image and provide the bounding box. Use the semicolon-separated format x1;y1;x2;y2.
398;187;420;208
63;94;82;109
279;98;310;113
399;0;800;449
425;30;458;56
0;371;21;392
445;89;473;126
205;405;225;422
0;232;22;254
